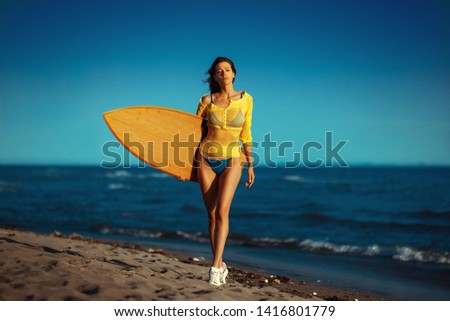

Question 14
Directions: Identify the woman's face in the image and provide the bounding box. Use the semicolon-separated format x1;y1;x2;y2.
214;61;235;87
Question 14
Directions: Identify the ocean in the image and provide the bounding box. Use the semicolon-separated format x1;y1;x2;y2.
0;165;449;300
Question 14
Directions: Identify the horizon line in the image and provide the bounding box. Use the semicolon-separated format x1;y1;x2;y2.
0;162;449;169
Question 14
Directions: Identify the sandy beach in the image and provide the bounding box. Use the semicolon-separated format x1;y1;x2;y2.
0;227;390;301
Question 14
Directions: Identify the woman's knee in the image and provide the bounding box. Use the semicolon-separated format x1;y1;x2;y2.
216;207;230;222
208;212;216;225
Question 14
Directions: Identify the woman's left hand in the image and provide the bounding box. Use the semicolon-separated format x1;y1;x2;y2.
245;167;255;188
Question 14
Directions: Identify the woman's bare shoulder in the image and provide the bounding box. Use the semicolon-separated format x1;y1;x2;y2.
201;94;211;105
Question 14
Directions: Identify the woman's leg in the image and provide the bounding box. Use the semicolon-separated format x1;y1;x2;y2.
196;153;220;254
212;157;243;268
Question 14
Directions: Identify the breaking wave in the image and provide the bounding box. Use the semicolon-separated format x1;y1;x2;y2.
97;225;450;265
105;170;169;179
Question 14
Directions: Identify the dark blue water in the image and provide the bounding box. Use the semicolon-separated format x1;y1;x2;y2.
1;165;449;300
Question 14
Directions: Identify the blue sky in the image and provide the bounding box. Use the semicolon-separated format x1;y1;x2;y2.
1;0;449;166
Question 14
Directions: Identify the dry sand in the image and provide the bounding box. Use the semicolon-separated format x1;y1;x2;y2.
0;227;390;301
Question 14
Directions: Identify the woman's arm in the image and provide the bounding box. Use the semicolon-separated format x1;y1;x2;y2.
240;95;254;188
243;142;254;188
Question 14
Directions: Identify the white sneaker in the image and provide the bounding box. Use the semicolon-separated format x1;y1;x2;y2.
208;266;222;286
221;262;228;284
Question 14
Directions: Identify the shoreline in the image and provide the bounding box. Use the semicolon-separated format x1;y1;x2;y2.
0;227;392;301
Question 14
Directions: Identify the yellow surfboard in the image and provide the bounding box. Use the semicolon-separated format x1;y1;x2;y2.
103;106;246;182
103;106;202;181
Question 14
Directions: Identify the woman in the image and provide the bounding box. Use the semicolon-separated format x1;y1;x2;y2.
195;57;254;286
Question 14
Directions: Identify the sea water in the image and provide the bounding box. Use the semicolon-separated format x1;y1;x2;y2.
0;165;449;300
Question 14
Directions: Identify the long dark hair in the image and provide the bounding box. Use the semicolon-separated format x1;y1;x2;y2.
205;57;237;93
